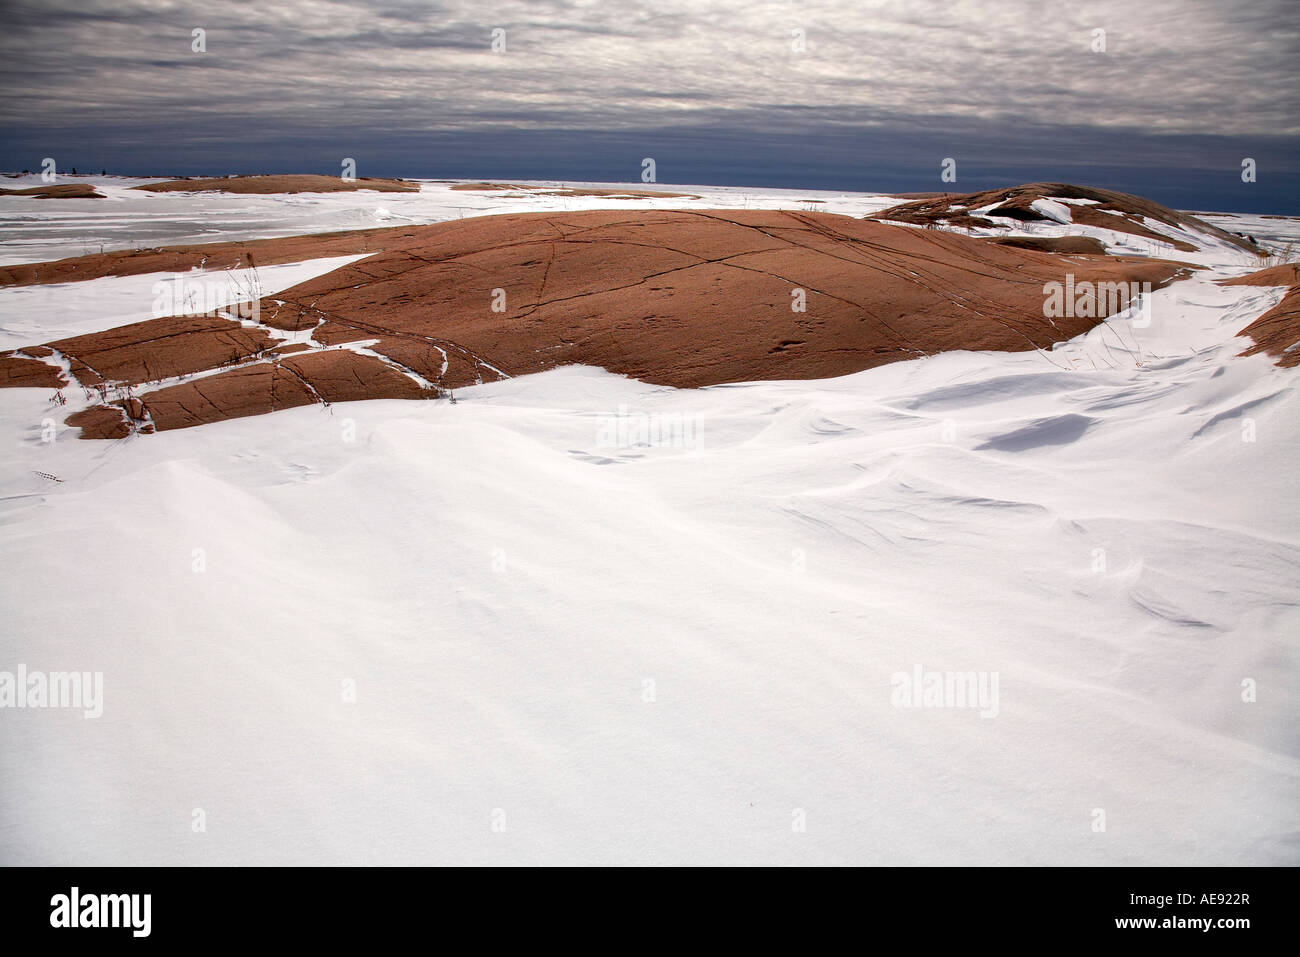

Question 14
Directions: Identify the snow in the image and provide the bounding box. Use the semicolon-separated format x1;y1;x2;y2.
1030;198;1074;224
1;182;1297;865
0;256;369;352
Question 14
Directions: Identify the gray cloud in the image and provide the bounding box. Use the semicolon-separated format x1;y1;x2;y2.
1;0;1296;212
0;0;1295;136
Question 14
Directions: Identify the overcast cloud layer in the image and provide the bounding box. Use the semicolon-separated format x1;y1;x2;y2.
1;0;1297;210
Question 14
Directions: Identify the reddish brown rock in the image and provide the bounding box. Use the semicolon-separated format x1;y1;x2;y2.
133;363;317;431
117;351;430;432
5;206;1197;436
991;236;1108;255
48;316;281;386
0;184;104;199
0;353;67;388
133;174;418;195
1220;264;1300;287
65;405;130;439
1222;265;1300;367
1238;289;1300;368
875;183;1254;254
279;350;429;403
253;209;1187;389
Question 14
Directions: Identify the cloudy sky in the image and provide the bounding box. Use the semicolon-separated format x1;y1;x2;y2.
2;0;1297;210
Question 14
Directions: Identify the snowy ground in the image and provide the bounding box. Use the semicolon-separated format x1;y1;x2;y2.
0;173;900;267
1;181;1297;865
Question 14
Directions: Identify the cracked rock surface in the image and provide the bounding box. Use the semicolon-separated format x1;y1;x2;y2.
1;208;1191;437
